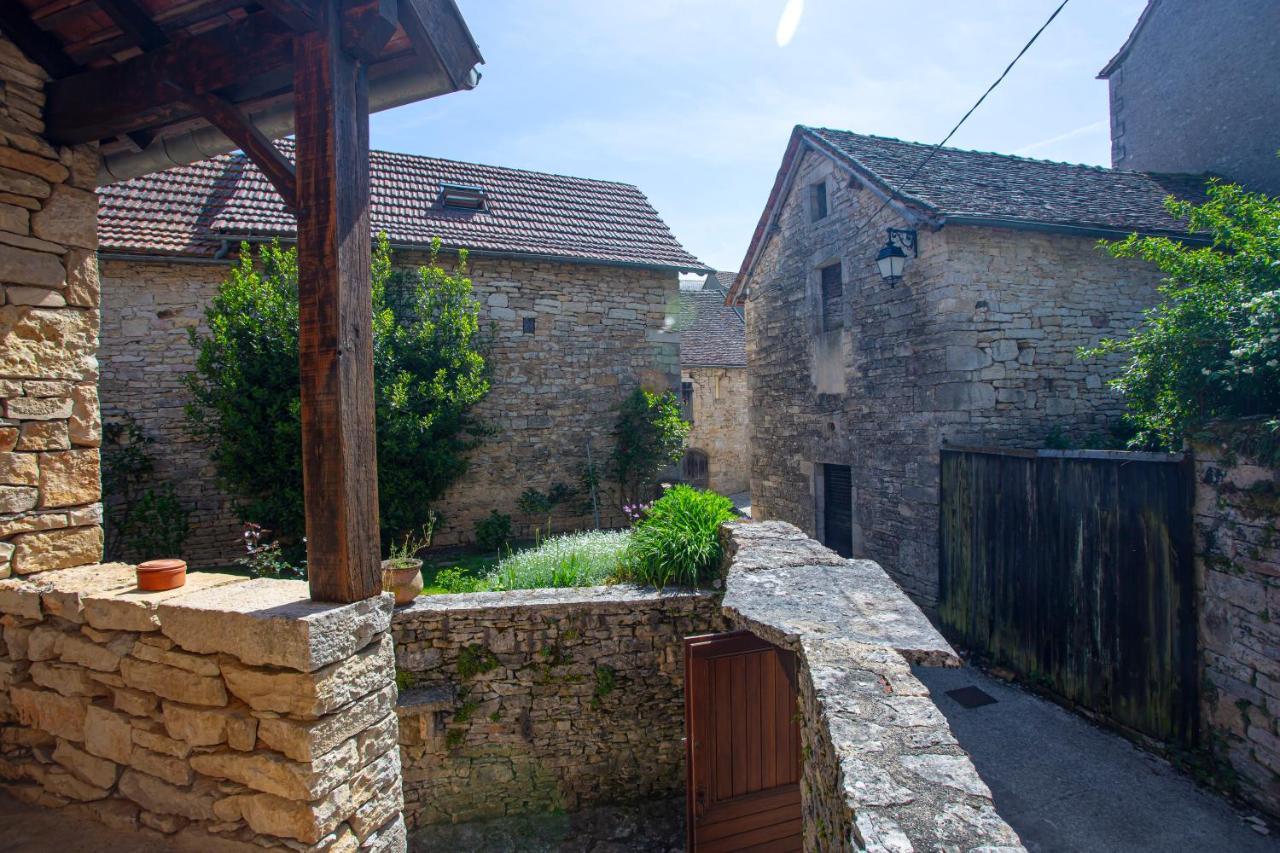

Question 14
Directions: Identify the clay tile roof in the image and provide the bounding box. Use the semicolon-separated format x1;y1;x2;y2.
99;141;709;272
676;274;746;368
805;126;1210;235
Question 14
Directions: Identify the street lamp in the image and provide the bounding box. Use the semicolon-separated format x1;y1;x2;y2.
876;228;917;285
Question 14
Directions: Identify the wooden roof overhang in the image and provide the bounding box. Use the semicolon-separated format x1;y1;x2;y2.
1;0;483;604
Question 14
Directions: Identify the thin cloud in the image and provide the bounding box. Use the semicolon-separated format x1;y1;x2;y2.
1014;120;1108;157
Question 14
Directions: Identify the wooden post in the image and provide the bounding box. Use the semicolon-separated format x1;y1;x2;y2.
293;0;382;602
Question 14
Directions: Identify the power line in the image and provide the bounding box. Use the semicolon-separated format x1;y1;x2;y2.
856;0;1071;233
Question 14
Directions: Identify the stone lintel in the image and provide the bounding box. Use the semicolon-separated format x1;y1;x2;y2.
157;579;393;672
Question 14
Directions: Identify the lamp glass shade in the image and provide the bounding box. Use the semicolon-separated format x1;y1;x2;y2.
876;242;907;282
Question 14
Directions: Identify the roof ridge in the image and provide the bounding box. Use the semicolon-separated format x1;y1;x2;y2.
800;125;1208;180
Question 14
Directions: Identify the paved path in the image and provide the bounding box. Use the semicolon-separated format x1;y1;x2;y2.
915;665;1278;853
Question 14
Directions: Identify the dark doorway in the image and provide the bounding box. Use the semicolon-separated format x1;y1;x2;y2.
821;463;853;557
682;449;710;489
684;631;802;853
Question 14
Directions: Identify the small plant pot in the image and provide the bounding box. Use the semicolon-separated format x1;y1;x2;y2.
381;558;424;605
137;559;187;592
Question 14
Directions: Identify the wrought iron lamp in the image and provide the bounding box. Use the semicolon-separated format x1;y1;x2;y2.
875;228;917;285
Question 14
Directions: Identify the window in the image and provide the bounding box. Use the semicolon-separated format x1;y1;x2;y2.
820;263;843;332
440;183;486;210
810;181;828;221
680;380;694;421
522;317;536;334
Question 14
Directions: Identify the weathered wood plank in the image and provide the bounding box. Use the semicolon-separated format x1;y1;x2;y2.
182;89;297;210
398;0;482;89
0;5;80;79
294;0;382;603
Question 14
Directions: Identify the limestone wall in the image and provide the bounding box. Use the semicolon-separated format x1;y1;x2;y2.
0;36;104;579
683;366;749;495
0;565;404;851
389;585;723;828
743;147;1163;605
97;253;681;565
1192;426;1280;817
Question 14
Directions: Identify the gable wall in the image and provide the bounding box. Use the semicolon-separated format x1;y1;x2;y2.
744;147;1162;606
98;253;679;566
682;365;749;495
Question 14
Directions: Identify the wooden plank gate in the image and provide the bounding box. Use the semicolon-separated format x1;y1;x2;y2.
938;446;1198;747
684;631;802;853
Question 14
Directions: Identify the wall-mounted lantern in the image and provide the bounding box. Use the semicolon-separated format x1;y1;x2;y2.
875;228;917;285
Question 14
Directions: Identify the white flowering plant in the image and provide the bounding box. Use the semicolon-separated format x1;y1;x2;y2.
1083;179;1280;449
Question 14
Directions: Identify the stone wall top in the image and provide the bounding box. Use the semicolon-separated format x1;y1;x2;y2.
392;583;715;621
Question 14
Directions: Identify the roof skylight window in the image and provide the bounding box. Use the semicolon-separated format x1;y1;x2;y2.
440;183;486;210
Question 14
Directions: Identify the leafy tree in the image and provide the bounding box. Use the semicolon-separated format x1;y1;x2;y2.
608;388;690;506
1085;180;1280;449
102;415;190;561
186;235;489;555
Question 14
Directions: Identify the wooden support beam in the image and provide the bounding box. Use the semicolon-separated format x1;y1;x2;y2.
95;0;167;50
182;89;297;210
0;6;80;79
397;0;480;90
341;0;398;62
294;0;382;602
257;0;322;33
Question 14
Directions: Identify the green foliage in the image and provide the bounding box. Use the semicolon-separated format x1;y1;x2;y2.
591;664;617;710
473;510;512;555
386;513;439;569
608;389;689;506
445;728;465;749
457;644;499;679
620;485;734;588
236;522;305;580
516;482;575;536
394;669;416;691
186;236;489;554
432;566;486;594
1084;181;1280;448
102;415;190;561
486;531;629;591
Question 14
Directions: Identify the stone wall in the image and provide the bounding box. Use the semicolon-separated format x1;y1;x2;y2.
0;36;104;580
743;147;1162;605
720;521;1023;851
389;585;722;828
0;564;405;851
683;366;749;495
98;252;681;565
1192;425;1280;817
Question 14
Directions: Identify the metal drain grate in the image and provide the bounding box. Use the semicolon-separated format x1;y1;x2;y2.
946;685;998;709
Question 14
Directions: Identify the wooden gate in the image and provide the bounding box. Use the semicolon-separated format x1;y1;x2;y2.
684;632;802;853
939;446;1198;746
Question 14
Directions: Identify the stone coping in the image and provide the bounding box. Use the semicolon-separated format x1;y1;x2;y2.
0;564;393;672
391;583;715;619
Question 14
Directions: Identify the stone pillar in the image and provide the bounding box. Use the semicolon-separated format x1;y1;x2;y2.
0;569;405;850
0;35;104;578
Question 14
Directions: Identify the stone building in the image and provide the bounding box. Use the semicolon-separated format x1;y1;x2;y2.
1099;0;1280;194
727;126;1205;606
675;272;749;496
97;146;707;564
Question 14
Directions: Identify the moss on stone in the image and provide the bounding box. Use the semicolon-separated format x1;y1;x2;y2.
457;644;499;679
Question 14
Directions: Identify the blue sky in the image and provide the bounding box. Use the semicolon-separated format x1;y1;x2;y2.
370;0;1147;272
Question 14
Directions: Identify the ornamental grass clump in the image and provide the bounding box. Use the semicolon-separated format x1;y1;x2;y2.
621;485;735;589
487;530;630;591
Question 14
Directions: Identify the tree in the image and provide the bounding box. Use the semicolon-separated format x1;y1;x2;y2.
186;235;490;554
1085;180;1280;449
608;388;689;507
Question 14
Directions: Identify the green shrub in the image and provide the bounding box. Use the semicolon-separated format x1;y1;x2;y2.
609;388;689;507
488;530;629;591
433;566;486;594
620;486;734;588
474;510;513;555
186;235;489;557
102;415;190;561
1084;180;1280;448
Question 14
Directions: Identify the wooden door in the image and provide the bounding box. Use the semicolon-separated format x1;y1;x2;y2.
685;631;802;853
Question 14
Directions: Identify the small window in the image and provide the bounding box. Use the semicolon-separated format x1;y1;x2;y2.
680;380;694;422
820;263;843;332
440;183;486;210
810;181;828;221
522;317;536;334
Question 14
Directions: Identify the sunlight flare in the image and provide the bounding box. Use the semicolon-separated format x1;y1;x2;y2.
775;0;804;47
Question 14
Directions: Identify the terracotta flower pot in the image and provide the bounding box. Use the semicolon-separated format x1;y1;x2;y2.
381;558;424;605
137;559;187;592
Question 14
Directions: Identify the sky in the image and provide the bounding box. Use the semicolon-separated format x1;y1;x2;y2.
369;0;1149;273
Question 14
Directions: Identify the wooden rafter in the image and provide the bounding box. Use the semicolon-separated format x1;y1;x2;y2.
180;88;297;210
397;0;477;90
341;0;397;62
0;5;80;79
95;0;168;50
256;0;321;33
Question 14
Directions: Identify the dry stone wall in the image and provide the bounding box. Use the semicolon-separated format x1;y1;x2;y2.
683;365;749;495
0;565;405;851
743;147;1163;606
1192;425;1280;817
0;35;104;580
97;252;681;565
390;585;722;828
